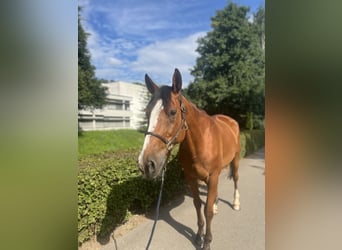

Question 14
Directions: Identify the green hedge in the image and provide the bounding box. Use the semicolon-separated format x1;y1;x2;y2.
78;150;184;245
240;129;265;158
78;130;264;245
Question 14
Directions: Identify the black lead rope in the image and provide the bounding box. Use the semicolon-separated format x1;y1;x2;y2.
145;95;187;249
145;166;166;250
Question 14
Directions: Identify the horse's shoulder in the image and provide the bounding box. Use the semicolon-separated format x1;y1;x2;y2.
211;114;240;139
213;114;238;128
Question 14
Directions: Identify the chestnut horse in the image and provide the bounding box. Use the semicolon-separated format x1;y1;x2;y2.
138;69;240;250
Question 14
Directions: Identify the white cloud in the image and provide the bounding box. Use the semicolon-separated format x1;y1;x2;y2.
108;57;122;66
131;32;206;86
83;25;205;86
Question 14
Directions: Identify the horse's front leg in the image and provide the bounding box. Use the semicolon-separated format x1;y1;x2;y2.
186;176;205;246
203;174;219;250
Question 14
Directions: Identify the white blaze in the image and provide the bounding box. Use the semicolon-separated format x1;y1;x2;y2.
138;99;163;165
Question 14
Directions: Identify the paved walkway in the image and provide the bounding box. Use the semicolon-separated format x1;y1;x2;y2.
102;148;265;250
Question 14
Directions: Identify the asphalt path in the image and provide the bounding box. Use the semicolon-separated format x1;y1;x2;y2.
102;148;265;250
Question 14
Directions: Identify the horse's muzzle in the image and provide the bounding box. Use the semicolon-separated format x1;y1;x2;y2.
138;156;164;179
147;160;156;174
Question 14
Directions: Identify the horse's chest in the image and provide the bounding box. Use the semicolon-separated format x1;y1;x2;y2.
179;149;211;180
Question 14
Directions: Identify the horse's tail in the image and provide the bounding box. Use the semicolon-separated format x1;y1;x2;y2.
228;164;234;180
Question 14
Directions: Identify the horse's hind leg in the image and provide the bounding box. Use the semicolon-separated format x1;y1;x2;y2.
186;176;204;246
231;152;240;210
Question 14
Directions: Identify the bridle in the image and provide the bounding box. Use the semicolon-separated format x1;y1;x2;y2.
145;94;188;151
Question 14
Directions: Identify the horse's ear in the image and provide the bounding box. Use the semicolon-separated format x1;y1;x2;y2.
145;74;159;94
172;68;182;93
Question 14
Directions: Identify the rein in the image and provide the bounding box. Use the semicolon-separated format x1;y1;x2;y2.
145;165;166;250
145;95;188;151
144;95;187;249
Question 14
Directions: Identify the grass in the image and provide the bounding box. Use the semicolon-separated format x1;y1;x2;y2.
78;129;265;158
78;129;145;158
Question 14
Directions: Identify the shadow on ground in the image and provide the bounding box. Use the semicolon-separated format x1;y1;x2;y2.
146;194;202;250
141;176;237;250
96;148;265;248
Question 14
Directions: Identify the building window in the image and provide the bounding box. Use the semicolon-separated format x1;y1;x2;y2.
124;116;130;127
107;100;123;110
124;101;130;110
107;99;130;111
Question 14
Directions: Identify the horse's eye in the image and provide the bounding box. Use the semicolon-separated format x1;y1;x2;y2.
170;109;177;116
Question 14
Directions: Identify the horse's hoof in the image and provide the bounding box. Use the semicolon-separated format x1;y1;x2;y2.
233;204;241;211
202;243;210;250
195;234;203;246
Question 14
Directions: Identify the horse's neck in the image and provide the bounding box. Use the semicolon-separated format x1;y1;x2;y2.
182;97;207;155
183;97;207;132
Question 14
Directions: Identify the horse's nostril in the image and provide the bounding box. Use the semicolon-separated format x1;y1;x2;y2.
147;160;155;173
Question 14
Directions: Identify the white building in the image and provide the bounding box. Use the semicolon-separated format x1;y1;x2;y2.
78;81;149;131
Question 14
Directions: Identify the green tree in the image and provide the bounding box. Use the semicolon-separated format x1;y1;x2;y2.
187;3;264;128
78;7;107;110
254;6;265;50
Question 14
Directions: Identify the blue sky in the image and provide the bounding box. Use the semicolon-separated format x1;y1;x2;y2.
79;0;264;87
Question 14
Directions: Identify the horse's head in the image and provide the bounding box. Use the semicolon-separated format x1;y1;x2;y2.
138;68;187;179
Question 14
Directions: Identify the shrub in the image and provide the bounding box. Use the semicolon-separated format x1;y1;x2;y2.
246;112;254;130
78;150;184;245
78;130;264;245
240;129;265;158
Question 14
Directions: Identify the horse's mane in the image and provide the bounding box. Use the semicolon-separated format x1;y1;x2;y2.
146;85;210;118
146;86;172;114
